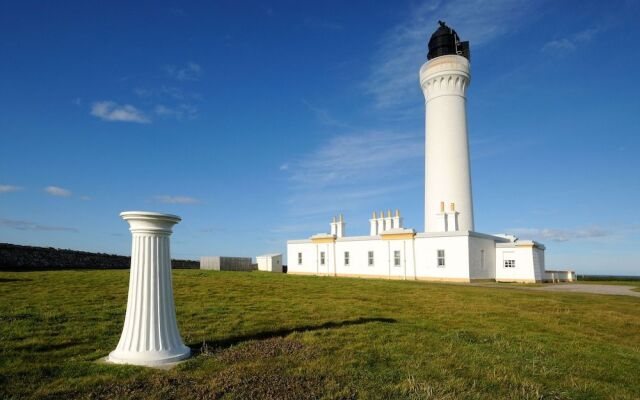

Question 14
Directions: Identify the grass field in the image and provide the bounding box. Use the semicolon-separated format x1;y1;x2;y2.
1;270;639;399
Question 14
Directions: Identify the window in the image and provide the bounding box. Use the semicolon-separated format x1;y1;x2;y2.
344;251;350;266
394;250;401;267
504;259;516;268
320;251;325;265
437;249;445;267
368;251;374;266
297;252;302;265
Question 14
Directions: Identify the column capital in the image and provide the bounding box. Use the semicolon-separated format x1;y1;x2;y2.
120;211;181;234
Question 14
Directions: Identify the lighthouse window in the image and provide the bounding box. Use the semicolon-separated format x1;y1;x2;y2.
344;251;350;266
394;250;401;267
368;251;374;266
297;252;302;265
504;259;516;268
437;249;445;267
320;251;325;265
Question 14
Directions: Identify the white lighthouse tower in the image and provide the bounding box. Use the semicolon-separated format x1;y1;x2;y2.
420;21;474;233
286;21;576;284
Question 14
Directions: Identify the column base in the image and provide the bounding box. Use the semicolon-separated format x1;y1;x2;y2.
107;346;191;367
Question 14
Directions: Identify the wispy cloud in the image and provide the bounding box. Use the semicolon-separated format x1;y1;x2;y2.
290;131;421;186
302;99;349;128
283;130;422;218
90;101;150;123
80;195;91;201
279;163;289;171
163;62;202;81
302;17;343;31
44;186;72;197
0;185;23;194
507;227;609;242
134;85;201;102
365;0;539;114
0;218;77;232
154;195;200;204
542;27;602;53
154;104;198;120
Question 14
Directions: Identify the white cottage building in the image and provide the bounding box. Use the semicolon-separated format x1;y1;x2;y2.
286;22;575;283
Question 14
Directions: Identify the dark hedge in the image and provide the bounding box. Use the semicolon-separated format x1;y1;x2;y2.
0;243;199;271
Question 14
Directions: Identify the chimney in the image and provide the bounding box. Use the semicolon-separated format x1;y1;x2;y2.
336;213;345;238
393;209;402;229
369;211;378;236
385;209;393;230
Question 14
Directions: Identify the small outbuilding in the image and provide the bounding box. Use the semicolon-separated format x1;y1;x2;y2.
256;253;283;273
200;256;254;271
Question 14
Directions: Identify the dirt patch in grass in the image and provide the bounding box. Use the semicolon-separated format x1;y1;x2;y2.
213;365;334;400
211;337;311;363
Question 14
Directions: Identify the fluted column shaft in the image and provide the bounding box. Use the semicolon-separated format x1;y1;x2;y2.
108;211;190;366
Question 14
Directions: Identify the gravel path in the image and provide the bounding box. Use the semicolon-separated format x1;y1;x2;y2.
471;283;640;297
530;284;640;297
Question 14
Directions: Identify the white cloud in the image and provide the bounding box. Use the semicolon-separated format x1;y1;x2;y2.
80;195;91;201
365;0;538;113
542;27;602;53
283;130;422;217
279;163;289;171
290;131;421;187
0;218;77;232
154;103;198;120
44;186;72;197
302;99;349;128
164;62;202;81
154;195;200;204
0;185;22;194
507;227;609;242
90;101;150;123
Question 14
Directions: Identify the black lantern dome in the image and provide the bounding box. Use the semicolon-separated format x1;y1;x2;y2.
427;21;470;61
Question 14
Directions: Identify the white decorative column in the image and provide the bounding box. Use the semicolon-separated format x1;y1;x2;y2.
420;54;474;233
108;211;190;366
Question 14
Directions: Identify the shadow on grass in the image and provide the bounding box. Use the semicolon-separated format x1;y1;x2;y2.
189;317;396;352
0;277;33;283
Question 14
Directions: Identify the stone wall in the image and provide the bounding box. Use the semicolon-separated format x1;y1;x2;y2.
0;243;199;271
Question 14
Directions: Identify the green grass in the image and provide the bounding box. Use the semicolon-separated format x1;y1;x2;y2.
1;270;639;399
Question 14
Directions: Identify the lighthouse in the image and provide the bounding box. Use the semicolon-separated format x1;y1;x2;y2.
286;21;575;284
420;21;474;233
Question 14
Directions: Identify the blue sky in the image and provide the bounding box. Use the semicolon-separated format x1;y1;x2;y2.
1;1;639;275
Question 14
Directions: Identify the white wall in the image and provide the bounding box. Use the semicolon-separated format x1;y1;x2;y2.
468;236;497;280
414;235;470;280
257;255;283;272
289;235;551;283
495;247;537;282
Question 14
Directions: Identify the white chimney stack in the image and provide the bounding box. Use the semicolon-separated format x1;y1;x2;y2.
330;216;337;236
336;213;345;238
369;211;379;236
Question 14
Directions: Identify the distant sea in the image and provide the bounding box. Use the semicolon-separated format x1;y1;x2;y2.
578;275;640;281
